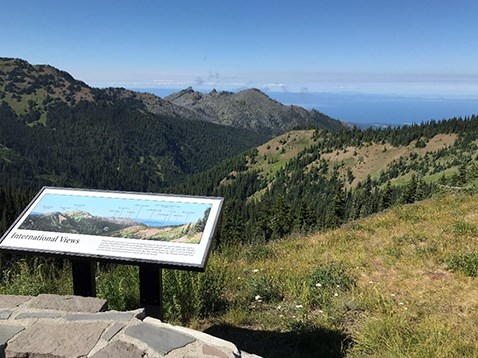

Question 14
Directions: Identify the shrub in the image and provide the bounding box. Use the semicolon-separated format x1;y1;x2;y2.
0;257;71;296
162;266;226;324
96;264;140;311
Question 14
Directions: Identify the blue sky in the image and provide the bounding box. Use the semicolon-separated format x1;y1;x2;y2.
2;0;478;96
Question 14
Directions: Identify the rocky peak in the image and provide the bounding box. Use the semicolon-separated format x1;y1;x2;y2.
165;87;345;135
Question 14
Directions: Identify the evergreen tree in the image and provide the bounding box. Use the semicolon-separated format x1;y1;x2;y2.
401;174;418;204
380;181;394;210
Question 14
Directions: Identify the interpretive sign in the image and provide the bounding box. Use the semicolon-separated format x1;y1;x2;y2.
0;187;223;270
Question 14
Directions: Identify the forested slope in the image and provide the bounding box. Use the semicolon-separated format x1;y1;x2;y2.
172;116;478;245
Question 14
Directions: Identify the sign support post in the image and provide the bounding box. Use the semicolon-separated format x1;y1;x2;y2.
139;263;163;319
71;259;96;297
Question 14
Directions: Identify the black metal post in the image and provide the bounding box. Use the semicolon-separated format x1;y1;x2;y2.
71;259;96;297
139;264;163;319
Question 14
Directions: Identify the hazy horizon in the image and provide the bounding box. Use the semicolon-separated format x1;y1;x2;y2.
132;86;478;127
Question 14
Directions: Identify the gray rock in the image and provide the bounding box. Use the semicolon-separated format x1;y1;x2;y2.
15;311;62;320
0;295;31;309
143;318;240;357
0;324;23;353
0;311;12;320
125;323;196;355
90;340;145;358
101;322;126;342
64;311;134;322
28;294;107;313
5;321;109;357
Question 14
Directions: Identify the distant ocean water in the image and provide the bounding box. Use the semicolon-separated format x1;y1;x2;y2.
136;219;184;227
267;92;478;128
135;88;478;128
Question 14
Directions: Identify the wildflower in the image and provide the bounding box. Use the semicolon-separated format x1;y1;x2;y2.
398;302;404;306
334;292;339;297
368;280;373;284
336;285;340;288
252;269;259;273
255;295;261;301
391;293;396;297
276;305;282;310
315;283;322;288
318;310;324;314
295;304;303;309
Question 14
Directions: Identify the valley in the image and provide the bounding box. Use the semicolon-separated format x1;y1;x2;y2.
1;58;478;357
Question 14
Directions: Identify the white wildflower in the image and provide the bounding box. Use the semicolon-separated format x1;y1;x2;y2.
255;295;261;301
315;283;322;288
295;304;303;309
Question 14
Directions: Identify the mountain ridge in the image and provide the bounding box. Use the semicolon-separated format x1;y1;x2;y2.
0;57;345;136
165;86;345;135
0;58;270;191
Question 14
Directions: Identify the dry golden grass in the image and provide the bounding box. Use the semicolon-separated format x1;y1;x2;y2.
320;133;457;186
211;193;478;356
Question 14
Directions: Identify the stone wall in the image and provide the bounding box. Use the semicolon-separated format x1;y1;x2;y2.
0;294;261;358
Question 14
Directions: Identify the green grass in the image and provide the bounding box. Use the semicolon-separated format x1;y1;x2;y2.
423;167;457;183
4;93;29;115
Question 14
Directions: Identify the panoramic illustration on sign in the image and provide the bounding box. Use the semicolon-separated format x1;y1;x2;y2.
18;193;212;244
0;187;223;268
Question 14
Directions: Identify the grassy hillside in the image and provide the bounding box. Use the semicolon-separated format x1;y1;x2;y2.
201;192;478;357
216;128;463;192
2;192;477;357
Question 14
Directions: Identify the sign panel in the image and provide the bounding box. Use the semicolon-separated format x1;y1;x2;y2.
0;187;223;270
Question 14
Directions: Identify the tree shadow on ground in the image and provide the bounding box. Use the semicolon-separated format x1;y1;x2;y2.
204;323;351;358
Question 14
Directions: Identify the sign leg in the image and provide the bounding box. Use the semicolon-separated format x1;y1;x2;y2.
71;259;96;297
139;264;163;320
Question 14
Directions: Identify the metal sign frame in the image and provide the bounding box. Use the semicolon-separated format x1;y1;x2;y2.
0;187;223;270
